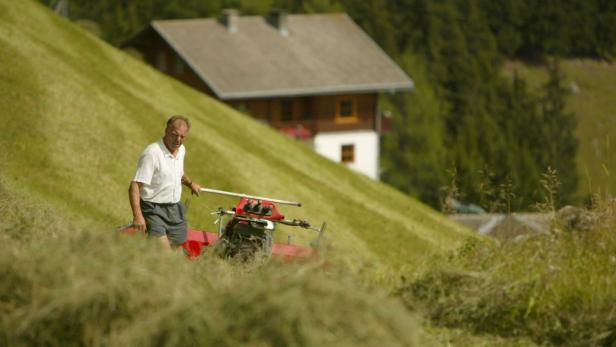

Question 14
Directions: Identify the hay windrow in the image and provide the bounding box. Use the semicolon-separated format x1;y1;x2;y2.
0;226;420;347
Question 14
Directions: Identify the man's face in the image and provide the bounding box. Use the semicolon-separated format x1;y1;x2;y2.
163;121;189;153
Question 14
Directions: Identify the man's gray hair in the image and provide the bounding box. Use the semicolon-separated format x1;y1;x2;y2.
166;115;191;129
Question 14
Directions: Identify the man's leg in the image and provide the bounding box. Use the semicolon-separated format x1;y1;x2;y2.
156;234;172;249
143;203;187;250
166;203;188;248
141;201;169;247
143;216;171;248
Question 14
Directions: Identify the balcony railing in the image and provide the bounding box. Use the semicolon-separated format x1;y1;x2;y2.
269;117;377;138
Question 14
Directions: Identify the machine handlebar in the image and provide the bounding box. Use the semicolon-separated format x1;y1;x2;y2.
200;188;301;207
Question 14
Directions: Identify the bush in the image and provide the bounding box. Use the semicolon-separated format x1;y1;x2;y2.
398;204;616;346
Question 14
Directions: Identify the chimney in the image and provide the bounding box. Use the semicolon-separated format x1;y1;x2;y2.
268;9;289;36
54;0;69;17
221;9;239;33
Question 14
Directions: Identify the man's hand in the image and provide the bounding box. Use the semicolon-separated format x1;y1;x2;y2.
128;181;146;233
182;175;201;196
190;182;202;196
133;213;146;232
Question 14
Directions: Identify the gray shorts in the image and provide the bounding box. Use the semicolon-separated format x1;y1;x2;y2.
140;200;188;245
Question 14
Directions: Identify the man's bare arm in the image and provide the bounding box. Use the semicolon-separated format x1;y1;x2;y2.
182;175;202;196
128;181;146;231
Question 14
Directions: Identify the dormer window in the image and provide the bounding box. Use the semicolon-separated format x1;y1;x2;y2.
335;97;358;124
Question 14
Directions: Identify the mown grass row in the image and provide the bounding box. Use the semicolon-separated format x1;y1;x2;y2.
0;222;421;347
0;180;420;347
398;197;616;346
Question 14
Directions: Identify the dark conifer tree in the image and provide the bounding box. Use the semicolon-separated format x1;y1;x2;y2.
497;72;543;209
381;53;447;206
537;61;579;205
595;0;616;59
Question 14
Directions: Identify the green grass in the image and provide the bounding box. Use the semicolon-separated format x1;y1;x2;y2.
0;0;471;278
0;222;423;346
399;199;616;346
6;2;611;346
0;1;477;345
503;60;616;199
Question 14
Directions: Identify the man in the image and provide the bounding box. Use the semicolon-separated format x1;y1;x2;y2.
129;115;202;248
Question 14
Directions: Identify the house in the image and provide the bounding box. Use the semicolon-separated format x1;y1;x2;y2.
126;9;414;179
448;213;551;239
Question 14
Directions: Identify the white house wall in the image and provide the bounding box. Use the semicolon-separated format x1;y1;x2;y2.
313;130;379;179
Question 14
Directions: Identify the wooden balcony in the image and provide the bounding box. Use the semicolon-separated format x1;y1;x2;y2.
269;117;378;138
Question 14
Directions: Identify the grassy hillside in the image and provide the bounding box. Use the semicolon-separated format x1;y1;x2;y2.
0;0;470;277
12;2;616;346
0;1;479;345
504;60;616;199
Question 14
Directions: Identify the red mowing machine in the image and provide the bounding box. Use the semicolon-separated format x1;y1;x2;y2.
122;188;326;261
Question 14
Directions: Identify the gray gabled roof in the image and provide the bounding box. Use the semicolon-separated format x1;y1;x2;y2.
151;13;414;100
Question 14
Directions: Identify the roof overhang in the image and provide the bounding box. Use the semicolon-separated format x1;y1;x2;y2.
217;81;414;100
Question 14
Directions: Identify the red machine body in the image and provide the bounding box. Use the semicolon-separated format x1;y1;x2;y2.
181;228;316;260
120;194;323;261
120;226;317;260
234;197;285;221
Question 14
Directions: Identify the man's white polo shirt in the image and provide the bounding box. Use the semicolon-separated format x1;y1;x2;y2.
132;139;185;204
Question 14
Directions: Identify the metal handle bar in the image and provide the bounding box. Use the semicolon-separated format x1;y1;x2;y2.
211;208;235;216
200;188;301;207
210;209;318;231
280;219;311;228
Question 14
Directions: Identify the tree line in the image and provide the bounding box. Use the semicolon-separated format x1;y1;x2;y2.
41;0;611;211
368;0;583;211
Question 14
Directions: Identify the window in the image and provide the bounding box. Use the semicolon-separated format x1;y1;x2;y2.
340;100;353;116
156;52;167;71
341;144;355;163
300;98;312;120
281;99;293;122
335;97;358;124
234;101;248;113
175;56;184;75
